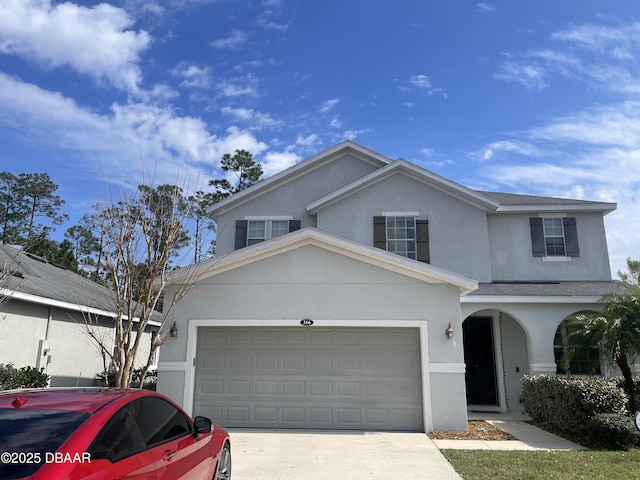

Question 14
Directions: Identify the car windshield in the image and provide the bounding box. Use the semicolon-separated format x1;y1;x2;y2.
0;409;90;479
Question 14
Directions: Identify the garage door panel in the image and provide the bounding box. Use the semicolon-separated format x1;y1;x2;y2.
194;327;423;431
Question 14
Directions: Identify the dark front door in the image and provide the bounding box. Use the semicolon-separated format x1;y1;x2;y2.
463;317;498;406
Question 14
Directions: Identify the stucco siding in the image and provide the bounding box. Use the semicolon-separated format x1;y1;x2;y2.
214;154;380;255
315;173;492;281
487;212;612;281
429;372;468;431
0;300;49;368
158;242;468;430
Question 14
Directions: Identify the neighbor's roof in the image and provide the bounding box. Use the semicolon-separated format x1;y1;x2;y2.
0;244;119;318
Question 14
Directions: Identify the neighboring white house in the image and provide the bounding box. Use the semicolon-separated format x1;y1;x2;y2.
158;141;618;432
0;244;158;387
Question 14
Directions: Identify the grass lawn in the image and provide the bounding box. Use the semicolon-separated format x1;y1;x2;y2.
441;449;640;480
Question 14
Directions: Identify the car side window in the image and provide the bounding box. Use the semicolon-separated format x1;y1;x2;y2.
88;408;146;462
127;397;192;447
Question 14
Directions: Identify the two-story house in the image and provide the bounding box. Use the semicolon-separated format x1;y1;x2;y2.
158;141;618;432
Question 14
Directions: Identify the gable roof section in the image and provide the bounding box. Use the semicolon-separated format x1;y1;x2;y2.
306;159;500;214
208;140;391;216
477;191;617;214
168;227;478;295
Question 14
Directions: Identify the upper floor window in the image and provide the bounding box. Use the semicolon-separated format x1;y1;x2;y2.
386;216;417;259
543;218;566;256
530;216;579;258
247;220;290;245
373;214;430;263
235;218;301;250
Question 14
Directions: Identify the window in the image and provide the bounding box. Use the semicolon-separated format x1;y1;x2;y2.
554;319;601;375
530;217;579;258
127;397;191;446
235;219;301;249
247;220;289;245
373;215;430;263
543;218;566;256
89;408;145;462
0;409;89;478
386;216;417;259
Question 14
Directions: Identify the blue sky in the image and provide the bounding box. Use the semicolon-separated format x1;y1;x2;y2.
0;0;638;276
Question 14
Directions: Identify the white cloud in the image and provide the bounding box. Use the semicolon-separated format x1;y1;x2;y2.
409;75;432;89
220;106;283;130
529;101;640;148
296;133;322;147
211;29;248;49
479;140;543;161
494;21;640;94
341;129;372;141
217;74;260;98
330;117;342;128
170;62;213;88
0;0;150;92
261;150;301;177
0;72;268;188
492;62;549;91
320;98;340;113
476;3;495;13
408;75;447;98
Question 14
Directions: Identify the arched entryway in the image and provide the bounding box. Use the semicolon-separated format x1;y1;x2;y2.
463;311;530;412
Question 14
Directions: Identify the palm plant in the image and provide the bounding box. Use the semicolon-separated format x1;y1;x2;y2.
562;258;640;413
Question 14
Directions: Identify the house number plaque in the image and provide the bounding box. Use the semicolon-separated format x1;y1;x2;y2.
300;319;314;326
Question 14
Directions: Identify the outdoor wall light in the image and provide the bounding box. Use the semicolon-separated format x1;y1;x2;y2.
445;322;454;340
170;321;178;338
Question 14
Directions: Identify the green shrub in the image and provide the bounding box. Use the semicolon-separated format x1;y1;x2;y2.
0;363;49;390
587;413;640;450
521;375;629;444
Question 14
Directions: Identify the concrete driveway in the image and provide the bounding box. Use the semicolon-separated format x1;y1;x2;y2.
228;429;462;479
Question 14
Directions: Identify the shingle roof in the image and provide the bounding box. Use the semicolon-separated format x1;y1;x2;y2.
476;191;609;207
469;281;622;297
0;244;117;313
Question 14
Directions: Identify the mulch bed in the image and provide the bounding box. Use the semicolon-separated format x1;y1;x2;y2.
428;420;516;441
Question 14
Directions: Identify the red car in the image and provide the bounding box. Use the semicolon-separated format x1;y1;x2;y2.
0;388;231;480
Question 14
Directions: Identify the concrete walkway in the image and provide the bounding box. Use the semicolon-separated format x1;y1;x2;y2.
432;412;587;451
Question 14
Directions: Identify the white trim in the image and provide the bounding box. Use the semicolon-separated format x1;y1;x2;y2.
180;318;434;433
428;363;465;374
496;203;616;214
492;315;507;413
462;295;602;304
244;215;293;220
538;213;566;218
157;362;188;370
382;211;420;217
543;256;571;262
531;363;557;374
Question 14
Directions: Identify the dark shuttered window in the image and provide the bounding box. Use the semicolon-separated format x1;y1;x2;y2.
373;216;430;264
530;217;579;258
234;219;300;250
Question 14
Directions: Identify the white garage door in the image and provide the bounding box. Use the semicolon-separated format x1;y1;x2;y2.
193;327;424;431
